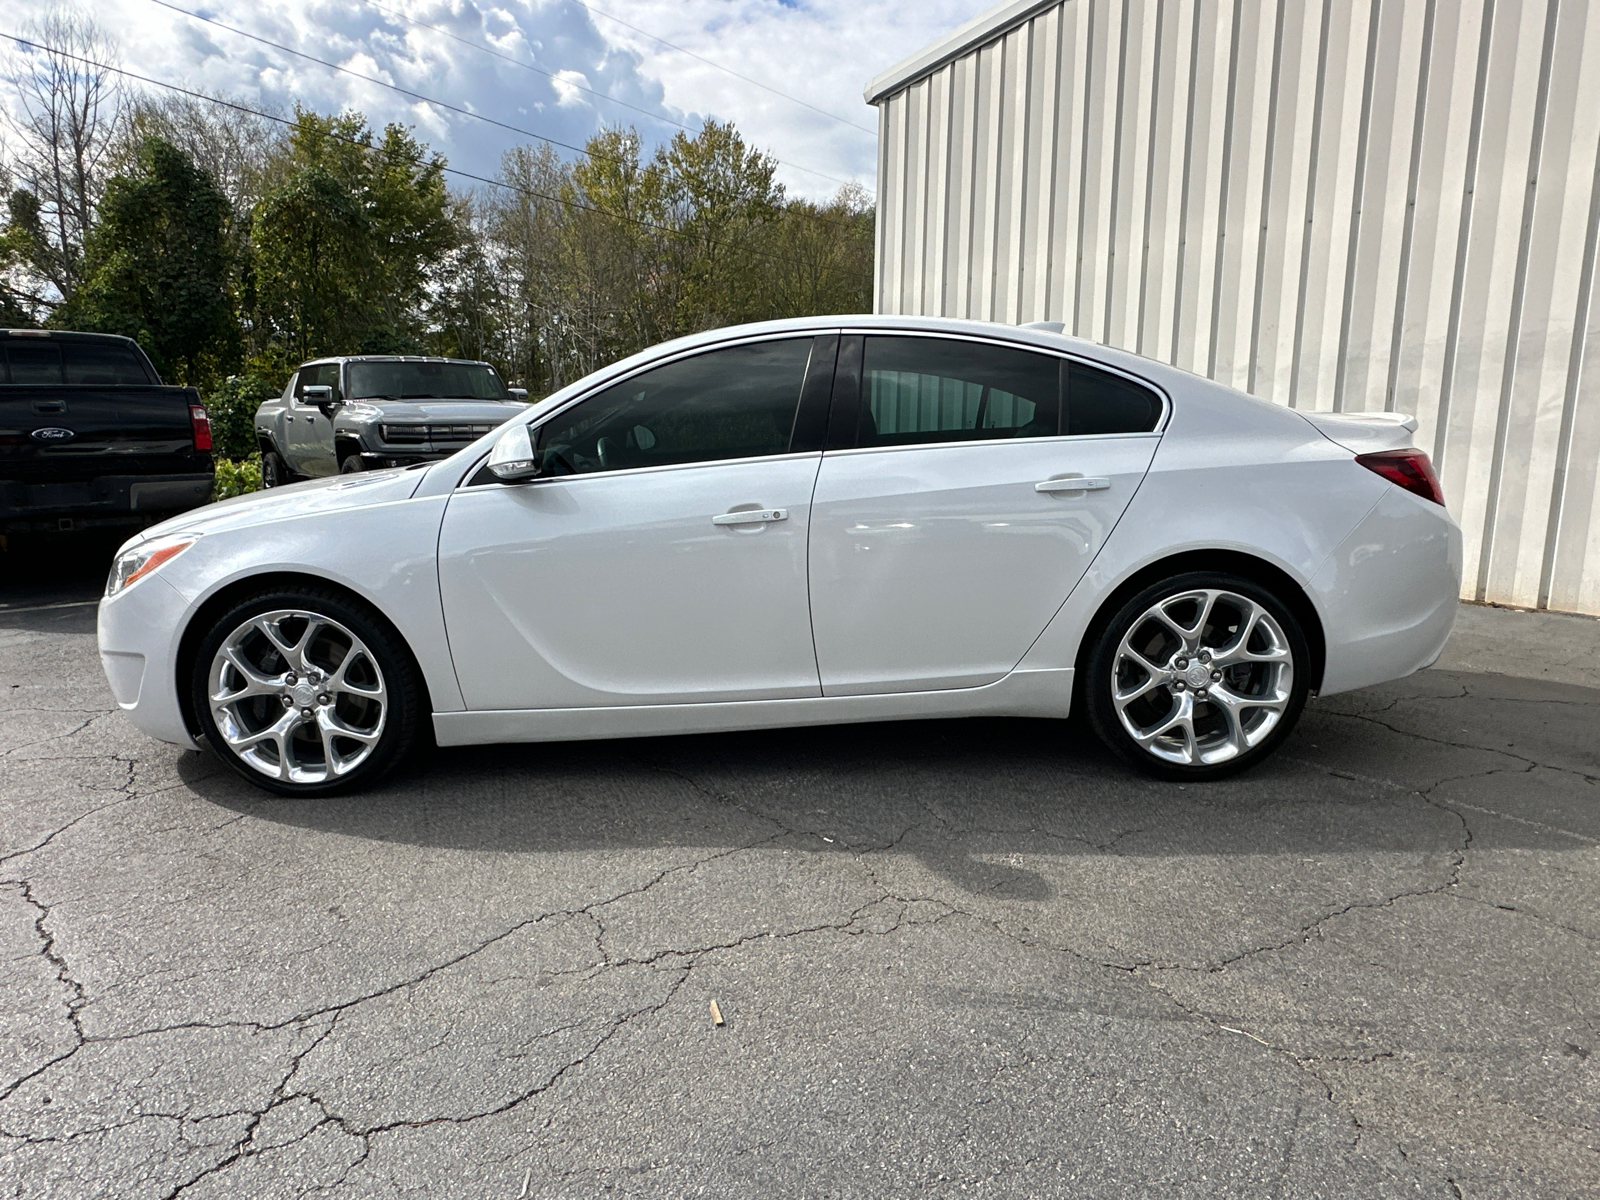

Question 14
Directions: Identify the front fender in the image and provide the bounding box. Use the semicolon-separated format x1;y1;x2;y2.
154;480;465;715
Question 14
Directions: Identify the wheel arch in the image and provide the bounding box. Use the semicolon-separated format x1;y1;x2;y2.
174;570;433;741
334;435;364;469
1071;549;1327;699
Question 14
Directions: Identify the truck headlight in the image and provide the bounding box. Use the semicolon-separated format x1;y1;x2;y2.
105;534;199;598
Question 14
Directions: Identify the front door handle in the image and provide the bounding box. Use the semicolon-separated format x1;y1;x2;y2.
1036;476;1111;493
712;508;788;526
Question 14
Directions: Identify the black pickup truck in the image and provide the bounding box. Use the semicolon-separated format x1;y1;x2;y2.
1;330;213;537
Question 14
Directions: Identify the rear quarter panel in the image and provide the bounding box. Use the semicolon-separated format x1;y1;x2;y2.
1017;372;1390;679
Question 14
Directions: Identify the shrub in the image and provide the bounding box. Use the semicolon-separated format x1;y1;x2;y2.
212;454;262;501
204;372;277;460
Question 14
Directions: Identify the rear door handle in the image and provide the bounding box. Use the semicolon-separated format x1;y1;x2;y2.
1036;476;1111;493
713;508;788;526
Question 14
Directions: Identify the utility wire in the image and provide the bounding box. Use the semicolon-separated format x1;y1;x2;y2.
570;0;877;136
0;31;870;284
364;0;696;132
364;0;870;188
147;0;867;193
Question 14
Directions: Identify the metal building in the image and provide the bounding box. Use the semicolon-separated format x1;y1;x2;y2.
866;0;1600;617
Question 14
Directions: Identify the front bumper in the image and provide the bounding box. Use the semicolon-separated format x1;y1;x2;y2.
97;572;200;749
2;472;213;531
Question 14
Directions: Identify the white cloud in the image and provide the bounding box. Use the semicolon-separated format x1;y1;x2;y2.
3;0;991;199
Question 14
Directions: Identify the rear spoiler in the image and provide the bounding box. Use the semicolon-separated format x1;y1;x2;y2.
1298;410;1419;454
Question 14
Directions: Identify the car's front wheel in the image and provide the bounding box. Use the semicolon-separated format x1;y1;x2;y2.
1084;572;1310;780
190;587;423;795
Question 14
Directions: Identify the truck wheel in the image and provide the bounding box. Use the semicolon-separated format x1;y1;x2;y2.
261;451;288;489
339;455;365;474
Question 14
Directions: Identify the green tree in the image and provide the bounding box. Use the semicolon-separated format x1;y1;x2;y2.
250;110;456;364
56;136;237;384
656;119;783;331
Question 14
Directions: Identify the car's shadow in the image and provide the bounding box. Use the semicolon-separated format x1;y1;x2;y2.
177;683;1590;903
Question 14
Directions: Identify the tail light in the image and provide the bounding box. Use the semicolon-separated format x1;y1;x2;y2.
1355;448;1444;505
190;404;212;451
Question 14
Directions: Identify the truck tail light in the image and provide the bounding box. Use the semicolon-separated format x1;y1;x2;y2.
1355;448;1445;505
190;404;212;451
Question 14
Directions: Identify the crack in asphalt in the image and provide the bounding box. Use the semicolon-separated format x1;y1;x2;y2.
2;641;1595;1198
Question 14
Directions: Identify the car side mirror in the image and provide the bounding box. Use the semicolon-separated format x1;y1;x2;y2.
302;384;339;419
508;387;529;402
487;423;540;482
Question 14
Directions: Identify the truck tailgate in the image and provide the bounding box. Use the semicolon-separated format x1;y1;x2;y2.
1;385;206;483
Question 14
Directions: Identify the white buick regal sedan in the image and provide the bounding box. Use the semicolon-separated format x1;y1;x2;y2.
97;316;1462;795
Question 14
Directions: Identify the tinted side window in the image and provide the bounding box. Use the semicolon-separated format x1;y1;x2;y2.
1066;361;1161;435
537;339;813;476
294;363;342;401
859;337;1061;447
62;343;153;385
5;344;64;385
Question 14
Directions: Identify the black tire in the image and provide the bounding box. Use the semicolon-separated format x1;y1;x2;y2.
189;585;424;796
1084;571;1310;781
261;450;289;489
339;453;364;474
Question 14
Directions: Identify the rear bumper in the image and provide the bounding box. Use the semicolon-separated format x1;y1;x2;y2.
1;472;213;529
1309;486;1464;696
97;572;199;749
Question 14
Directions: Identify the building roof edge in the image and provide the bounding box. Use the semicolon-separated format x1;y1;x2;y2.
863;0;1063;105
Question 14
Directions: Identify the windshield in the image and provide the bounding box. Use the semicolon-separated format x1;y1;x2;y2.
347;361;508;401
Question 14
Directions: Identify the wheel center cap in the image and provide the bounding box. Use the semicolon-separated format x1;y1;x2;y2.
1184;663;1211;688
290;681;318;707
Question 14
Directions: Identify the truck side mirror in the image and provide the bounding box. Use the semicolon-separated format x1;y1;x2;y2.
508;387;529;402
301;384;339;418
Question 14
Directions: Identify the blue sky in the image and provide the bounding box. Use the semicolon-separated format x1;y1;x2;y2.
5;0;990;200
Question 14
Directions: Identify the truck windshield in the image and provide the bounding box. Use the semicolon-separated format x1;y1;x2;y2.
347;361;507;400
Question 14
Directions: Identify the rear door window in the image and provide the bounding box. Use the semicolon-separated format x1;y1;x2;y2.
4;344;64;385
62;343;154;385
857;337;1063;447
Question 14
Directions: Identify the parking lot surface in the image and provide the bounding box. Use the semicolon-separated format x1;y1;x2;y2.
1;541;1597;1199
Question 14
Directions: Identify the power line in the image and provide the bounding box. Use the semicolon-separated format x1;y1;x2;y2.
0;32;871;285
571;0;877;136
359;0;866;190
146;0;868;194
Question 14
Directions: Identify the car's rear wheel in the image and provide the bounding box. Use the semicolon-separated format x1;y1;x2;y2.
261;450;288;489
190;587;422;795
1084;571;1309;780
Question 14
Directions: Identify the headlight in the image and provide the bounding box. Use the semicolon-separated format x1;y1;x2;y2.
105;534;199;598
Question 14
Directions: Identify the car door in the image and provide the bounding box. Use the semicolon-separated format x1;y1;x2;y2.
286;363;340;475
807;334;1163;696
437;335;837;711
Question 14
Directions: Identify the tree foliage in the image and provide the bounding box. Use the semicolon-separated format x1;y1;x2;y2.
0;10;876;414
250;110;456;366
58;136;237;384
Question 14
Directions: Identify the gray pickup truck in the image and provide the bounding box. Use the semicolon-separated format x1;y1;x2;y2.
254;355;528;486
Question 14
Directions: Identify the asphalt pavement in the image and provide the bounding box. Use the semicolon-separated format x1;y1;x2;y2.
1;534;1596;1199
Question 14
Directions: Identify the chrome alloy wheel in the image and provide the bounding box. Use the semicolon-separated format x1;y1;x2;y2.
206;609;387;783
1110;588;1294;767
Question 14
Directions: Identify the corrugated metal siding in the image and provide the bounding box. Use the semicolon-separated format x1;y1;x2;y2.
872;0;1600;616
